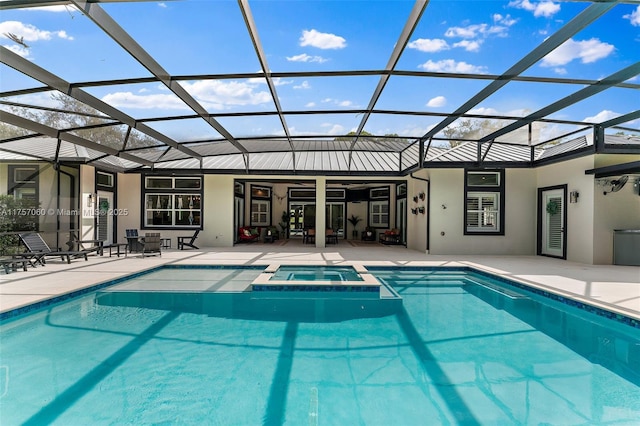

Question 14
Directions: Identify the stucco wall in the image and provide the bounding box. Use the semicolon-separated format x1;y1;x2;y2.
202;175;235;247
592;154;640;264
428;168;536;255
407;173;428;252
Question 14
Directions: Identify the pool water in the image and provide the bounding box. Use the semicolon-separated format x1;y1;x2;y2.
269;265;363;282
1;267;638;425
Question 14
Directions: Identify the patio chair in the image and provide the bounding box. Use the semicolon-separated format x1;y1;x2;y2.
141;233;162;257
237;227;259;243
177;230;200;250
303;228;316;244
18;233;88;265
125;229;143;253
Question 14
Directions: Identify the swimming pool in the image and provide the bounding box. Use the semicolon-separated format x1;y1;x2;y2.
1;266;638;425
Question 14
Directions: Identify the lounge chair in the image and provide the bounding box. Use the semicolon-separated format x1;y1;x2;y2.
237;227;259;243
177;230;200;250
18;233;88;265
141;233;162;257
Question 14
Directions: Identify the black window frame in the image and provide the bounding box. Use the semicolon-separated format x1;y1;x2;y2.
464;169;505;236
141;174;203;230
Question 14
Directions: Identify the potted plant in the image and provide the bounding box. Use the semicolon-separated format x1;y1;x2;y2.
347;214;362;239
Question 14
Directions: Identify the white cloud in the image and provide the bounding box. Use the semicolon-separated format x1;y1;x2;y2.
470;106;531;117
445;24;488;39
583;110;620;123
426;96;447;108
419;59;488;74
321;123;345;135
305;102;316;107
508;0;560;18
299;29;346;49
493;14;518;27
407;38;449;52
3;44;30;58
101;92;189;110
317;97;355;107
541;38;615;67
286;53;328;63
623;6;640;27
273;78;293;86
453;40;482;52
182;80;272;109
294;81;311;89
0;20;74;43
443;17;513;44
247;76;292;86
105;80;271;111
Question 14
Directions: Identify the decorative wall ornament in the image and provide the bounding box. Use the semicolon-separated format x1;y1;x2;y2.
418;192;425;201
546;200;559;215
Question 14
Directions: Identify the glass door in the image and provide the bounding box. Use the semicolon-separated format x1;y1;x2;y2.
325;203;345;238
540;187;566;258
289;203;315;238
97;191;113;245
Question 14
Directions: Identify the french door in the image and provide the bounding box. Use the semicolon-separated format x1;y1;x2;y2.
97;191;113;245
538;186;566;258
289;203;316;238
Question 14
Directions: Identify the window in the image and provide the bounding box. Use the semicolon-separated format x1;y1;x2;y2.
251;186;270;198
466;193;499;231
143;176;201;228
396;183;407;197
235;181;245;196
97;171;114;188
13;167;37;183
326;189;345;200
464;169;504;235
370;201;389;227
289;188;315;199
251;200;270;226
467;171;500;187
370;186;390;199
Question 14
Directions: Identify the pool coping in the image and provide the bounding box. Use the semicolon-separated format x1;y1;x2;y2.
1;264;639;330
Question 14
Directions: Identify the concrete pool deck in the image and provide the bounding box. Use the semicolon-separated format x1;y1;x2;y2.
1;243;638;321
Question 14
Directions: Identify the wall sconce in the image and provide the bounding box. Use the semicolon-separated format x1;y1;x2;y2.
418;206;425;214
441;204;447;210
86;193;96;207
411;208;418;215
570;191;579;203
412;195;418;203
418;192;425;201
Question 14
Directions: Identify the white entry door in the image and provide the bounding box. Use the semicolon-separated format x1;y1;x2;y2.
97;191;113;245
541;188;565;258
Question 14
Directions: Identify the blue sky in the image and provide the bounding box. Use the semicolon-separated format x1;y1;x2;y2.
1;0;639;144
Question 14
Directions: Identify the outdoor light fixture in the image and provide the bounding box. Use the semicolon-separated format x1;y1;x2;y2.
570;191;579;203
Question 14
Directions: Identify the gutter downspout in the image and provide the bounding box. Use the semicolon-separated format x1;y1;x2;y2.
410;172;430;252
